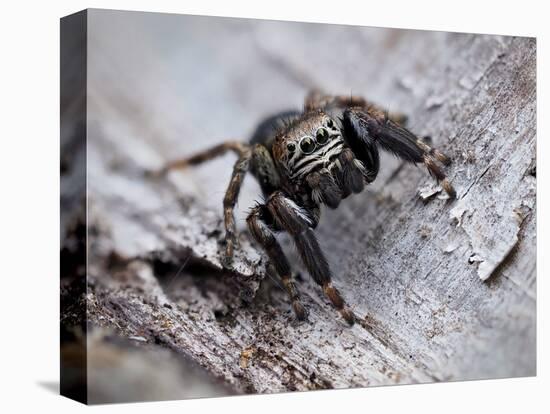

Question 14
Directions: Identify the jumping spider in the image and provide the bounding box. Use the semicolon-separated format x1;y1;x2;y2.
157;90;455;326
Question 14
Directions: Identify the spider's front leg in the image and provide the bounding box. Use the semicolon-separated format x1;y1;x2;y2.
247;205;308;321
264;191;356;325
343;106;456;198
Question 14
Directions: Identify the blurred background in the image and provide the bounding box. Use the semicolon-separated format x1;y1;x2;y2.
86;10;482;221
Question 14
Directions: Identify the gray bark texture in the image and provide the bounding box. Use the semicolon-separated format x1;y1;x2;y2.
62;10;536;401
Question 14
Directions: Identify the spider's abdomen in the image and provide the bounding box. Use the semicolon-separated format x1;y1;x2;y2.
249;110;301;150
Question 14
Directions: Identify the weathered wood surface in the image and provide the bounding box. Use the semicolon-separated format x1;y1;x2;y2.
68;10;537;398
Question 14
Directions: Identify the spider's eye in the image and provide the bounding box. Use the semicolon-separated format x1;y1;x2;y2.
315;127;330;145
287;142;296;153
326;118;335;129
299;136;316;154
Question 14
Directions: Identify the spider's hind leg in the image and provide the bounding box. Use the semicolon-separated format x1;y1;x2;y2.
155;140;252;267
222;148;252;266
155;140;249;175
304;89;408;125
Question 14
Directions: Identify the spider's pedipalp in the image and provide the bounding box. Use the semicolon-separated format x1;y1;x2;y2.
306;170;342;209
334;147;365;194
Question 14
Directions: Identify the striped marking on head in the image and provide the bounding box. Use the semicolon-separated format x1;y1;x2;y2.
274;113;346;181
289;137;345;179
284;116;345;179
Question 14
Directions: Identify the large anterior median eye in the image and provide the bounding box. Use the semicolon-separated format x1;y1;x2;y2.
315;127;329;145
299;136;316;154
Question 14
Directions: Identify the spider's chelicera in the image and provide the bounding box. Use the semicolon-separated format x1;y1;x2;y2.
158;90;455;325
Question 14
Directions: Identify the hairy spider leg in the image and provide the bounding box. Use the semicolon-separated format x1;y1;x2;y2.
157;140;252;266
265;191;356;325
222;149;252;265
304;90;409;125
158;140;248;173
247;204;308;321
342;107;456;198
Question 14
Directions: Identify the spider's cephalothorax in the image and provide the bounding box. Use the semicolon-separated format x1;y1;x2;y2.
158;91;456;325
274;112;344;180
272;111;369;210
